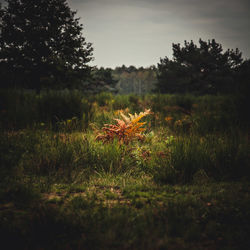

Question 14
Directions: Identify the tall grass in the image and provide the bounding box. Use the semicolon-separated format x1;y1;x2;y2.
0;130;143;188
1;90;249;186
0;89;94;130
152;132;250;184
1;89;246;131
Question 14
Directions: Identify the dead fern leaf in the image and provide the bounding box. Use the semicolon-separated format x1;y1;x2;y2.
95;109;151;144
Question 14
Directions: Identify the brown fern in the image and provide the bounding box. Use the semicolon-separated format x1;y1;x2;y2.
96;109;151;144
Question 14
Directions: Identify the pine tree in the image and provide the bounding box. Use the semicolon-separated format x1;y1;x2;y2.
156;39;244;94
0;0;93;92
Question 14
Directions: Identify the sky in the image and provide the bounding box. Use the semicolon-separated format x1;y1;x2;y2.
66;0;250;68
1;0;250;68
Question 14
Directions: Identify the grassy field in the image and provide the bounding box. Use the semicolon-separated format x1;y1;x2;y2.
0;90;249;249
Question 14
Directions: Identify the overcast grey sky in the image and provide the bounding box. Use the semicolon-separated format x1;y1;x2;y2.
1;0;250;68
66;0;250;68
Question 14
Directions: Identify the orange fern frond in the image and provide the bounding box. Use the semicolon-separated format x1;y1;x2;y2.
95;109;151;144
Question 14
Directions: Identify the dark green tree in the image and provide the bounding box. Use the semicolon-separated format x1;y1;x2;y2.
90;67;118;93
0;0;93;92
156;39;244;94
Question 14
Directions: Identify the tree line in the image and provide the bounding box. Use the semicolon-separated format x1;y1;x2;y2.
0;0;249;95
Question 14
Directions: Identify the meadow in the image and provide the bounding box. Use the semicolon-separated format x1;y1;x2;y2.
0;89;249;249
